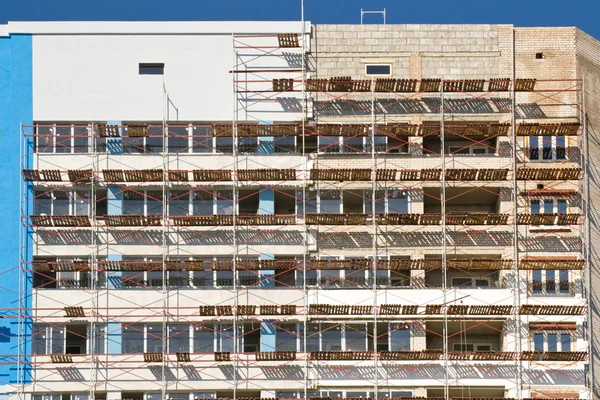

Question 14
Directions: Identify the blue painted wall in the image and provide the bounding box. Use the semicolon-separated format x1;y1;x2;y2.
0;34;33;396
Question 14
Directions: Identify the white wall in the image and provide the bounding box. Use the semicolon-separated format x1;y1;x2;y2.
32;22;307;122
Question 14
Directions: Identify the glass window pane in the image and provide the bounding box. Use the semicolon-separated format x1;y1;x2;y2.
36;126;54;153
91;325;106;355
276;324;297;351
55;127;71;153
321;324;342;351
192;126;213;153
561;334;571;352
217;324;237;352
556;136;566;159
216;190;233;215
530;200;540;214
215;137;233;153
74;191;90;216
345;324;367;351
319;136;340;153
533;333;544;351
193;191;214;215
53;192;70;215
147;324;164;353
321;270;341;288
168;271;189;288
532;270;542;294
546;270;556;293
320;190;341;213
51;326;65;354
542;136;553;160
388;190;409;213
557;199;568;214
168;126;189;153
274;136;296;153
146;127;163;153
548;333;558;352
122;324;144;353
73;126;89;154
146;191;163;216
168;325;190;353
194;326;214;353
33;325;48;354
529;136;539;160
559;270;570;294
34;191;52;215
342;137;363;153
169;191;189;216
238;137;258;153
306;323;320;352
389;325;411;351
543;199;554;214
452;278;472;288
123;191;144;214
123;136;144;154
192;271;213;287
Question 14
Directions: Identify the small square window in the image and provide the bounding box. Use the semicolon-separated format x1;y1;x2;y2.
365;64;391;76
535;53;544;59
139;63;164;75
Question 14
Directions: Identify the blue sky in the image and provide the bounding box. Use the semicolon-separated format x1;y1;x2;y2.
1;0;598;40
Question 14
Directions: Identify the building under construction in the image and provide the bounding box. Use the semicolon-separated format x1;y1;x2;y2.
1;20;599;400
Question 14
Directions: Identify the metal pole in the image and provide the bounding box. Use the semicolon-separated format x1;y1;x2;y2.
301;2;310;398
231;32;239;400
441;79;449;400
370;76;379;399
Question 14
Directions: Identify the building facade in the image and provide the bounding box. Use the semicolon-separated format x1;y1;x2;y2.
0;21;599;400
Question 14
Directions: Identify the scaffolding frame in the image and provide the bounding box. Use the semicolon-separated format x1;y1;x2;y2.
5;25;591;400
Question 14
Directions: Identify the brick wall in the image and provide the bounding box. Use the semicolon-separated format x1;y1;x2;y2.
576;27;600;400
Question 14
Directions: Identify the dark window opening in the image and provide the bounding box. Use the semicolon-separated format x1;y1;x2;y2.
536;52;544;59
365;64;392;76
139;63;164;75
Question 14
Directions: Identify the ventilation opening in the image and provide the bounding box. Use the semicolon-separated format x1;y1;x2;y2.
535;53;544;59
139;63;164;75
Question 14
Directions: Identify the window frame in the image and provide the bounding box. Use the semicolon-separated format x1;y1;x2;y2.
450;276;492;289
35;123;91;154
532;331;573;352
531;269;571;296
528;135;568;161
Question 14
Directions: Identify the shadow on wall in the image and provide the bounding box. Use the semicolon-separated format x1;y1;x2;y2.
518;234;582;252
317;231;515;249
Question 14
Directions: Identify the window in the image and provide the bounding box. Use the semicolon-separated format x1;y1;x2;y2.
452;343;491;351
533;332;572;352
449;145;488;155
146;324;164;353
345;324;368;351
451;277;490;289
531;270;570;295
194;326;215;353
529;136;567;161
122;190;163;216
33;325;65;354
276;323;299;351
35;124;89;154
122;324;145;353
365;64;392;76
167;125;190;153
34;190;90;216
389;324;411;351
192;126;213;153
366;189;409;214
530;199;568;215
89;324;106;355
139;63;164;75
168;325;190;353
